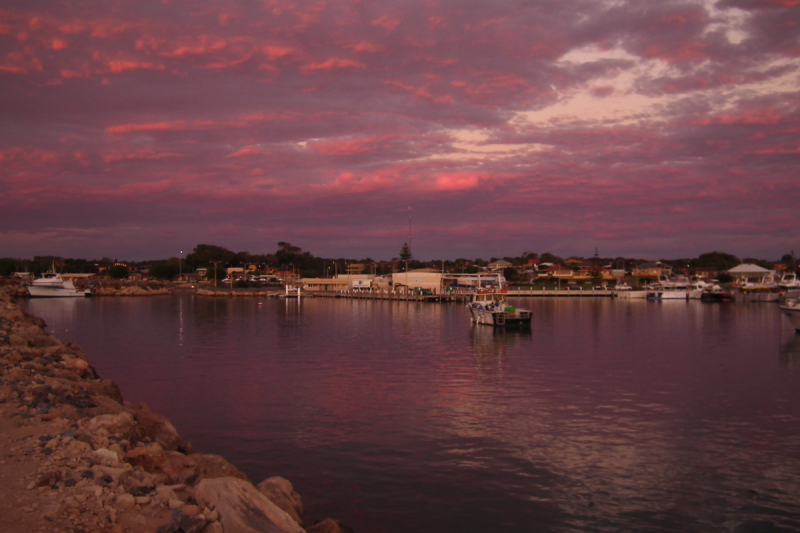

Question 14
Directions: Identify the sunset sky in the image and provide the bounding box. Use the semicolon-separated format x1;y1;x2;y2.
1;0;798;261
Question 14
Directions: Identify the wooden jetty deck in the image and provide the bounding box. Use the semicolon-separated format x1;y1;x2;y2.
306;287;624;302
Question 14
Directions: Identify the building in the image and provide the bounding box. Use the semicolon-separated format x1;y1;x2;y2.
631;262;671;278
727;264;772;280
392;271;444;293
540;265;573;278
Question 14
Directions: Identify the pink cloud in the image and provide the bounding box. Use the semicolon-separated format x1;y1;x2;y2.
371;16;401;30
107;60;165;73
433;173;480;191
225;146;264;158
349;42;385;53
301;58;366;73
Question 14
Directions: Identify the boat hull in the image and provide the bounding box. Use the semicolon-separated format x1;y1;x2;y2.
28;286;90;298
468;307;532;327
780;305;800;332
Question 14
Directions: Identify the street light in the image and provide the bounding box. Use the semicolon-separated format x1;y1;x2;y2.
179;250;183;279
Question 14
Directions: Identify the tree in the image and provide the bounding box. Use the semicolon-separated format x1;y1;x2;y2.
149;263;179;280
691;252;740;270
399;243;412;262
503;266;518;282
107;265;128;279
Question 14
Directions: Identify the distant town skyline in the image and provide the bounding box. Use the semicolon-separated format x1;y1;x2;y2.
1;1;798;261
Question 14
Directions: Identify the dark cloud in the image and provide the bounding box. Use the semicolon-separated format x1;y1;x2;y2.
0;0;798;260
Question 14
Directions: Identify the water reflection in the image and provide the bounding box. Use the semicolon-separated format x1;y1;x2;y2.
468;325;531;369
780;333;800;370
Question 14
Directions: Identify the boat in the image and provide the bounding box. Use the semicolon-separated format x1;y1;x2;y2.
27;265;90;298
646;277;689;300
688;280;710;299
778;273;800;291
740;274;780;302
467;291;532;327
700;285;733;302
613;283;632;291
779;291;800;332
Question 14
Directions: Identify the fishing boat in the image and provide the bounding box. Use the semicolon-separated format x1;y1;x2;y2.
467;291;532;327
27;265;90;298
700;285;733;302
779;291;800;332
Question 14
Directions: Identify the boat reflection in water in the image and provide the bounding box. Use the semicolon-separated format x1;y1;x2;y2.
468;324;531;368
780;334;800;370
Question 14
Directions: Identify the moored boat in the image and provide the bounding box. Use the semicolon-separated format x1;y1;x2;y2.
467;291;531;327
779;291;800;332
27;265;90;298
700;285;733;302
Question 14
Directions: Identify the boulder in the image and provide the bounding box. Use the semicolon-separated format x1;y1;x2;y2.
128;403;182;451
194;477;305;533
82;412;138;439
256;476;304;525
166;451;200;485
189;453;249;482
124;443;175;477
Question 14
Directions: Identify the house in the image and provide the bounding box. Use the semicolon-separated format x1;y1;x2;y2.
392;271;444;293
687;267;719;279
576;266;613;280
346;264;365;275
631;262;671;278
541;264;573;278
488;260;513;272
301;278;350;291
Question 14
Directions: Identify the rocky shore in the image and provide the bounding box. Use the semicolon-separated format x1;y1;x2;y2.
0;286;350;533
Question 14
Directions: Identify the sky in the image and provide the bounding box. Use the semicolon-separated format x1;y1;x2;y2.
1;0;799;262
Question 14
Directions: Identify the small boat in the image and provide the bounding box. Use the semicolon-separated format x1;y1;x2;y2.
700;285;733;302
778;273;800;291
467;291;531;327
646;277;689;300
779;292;800;332
613;283;632;291
27;264;90;298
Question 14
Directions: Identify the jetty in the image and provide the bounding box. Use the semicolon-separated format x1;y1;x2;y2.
307;287;627;302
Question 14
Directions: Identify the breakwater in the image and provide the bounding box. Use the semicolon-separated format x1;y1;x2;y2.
0;287;349;533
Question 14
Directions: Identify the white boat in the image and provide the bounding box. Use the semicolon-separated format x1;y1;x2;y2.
467;291;532;327
778;273;800;291
688;280;710;299
779;292;800;332
646;277;689;300
614;283;632;291
27;266;90;298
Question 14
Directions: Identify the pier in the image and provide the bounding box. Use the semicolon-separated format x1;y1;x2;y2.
306;287;625;301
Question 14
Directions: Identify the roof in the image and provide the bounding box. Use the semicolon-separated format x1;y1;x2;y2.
634;262;663;269
544;264;571;271
488;260;512;267
728;263;770;273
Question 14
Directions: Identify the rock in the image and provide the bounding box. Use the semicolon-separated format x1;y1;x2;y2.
65;357;90;376
166;451;199;484
195;477;305;533
153;485;179;506
128;403;182;451
256;476;304;526
115;493;136;510
168;498;184;510
205;507;219;522
124;443;174;477
189;453;248;482
94;447;121;466
306;518;353;533
82;412;138;438
181;504;202;516
172;508;208;533
203;522;224;533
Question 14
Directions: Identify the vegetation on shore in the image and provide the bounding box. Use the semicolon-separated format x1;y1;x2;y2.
0;245;795;281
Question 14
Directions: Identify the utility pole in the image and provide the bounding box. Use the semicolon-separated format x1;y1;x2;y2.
406;205;411;292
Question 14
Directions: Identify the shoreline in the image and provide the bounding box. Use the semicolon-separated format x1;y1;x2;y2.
0;286;349;533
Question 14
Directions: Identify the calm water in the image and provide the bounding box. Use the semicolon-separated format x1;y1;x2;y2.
22;296;800;533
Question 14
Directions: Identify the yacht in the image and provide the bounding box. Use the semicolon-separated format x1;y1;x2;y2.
778;273;800;291
646;277;689;300
27;266;90;298
467;291;532;327
779;291;800;332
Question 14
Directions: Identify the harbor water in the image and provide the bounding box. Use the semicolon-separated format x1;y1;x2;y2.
22;296;800;533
